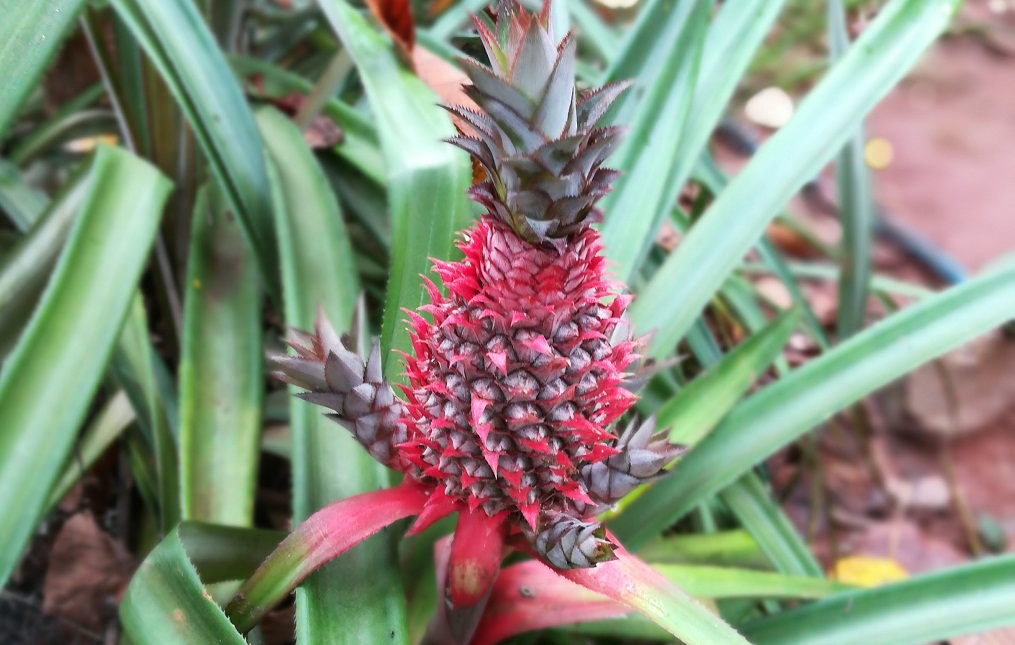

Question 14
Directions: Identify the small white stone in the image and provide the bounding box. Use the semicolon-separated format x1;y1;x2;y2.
745;87;795;129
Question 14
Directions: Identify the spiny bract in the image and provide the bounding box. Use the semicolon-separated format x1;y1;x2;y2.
271;0;680;570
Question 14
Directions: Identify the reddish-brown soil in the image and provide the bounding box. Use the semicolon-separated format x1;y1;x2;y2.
771;4;1015;609
869;38;1015;273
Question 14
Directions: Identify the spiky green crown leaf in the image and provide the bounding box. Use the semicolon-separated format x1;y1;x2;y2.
445;0;629;243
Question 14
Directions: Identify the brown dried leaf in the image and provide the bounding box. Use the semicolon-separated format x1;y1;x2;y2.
413;45;478;120
259;91;344;149
426;0;455;19
902;331;1015;438
42;513;134;633
845;520;965;574
366;0;416;67
952;629;1015;645
766;221;821;258
413;45;485;183
302;118;344;149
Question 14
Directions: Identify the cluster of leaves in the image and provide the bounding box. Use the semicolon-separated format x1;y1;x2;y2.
1;0;1014;644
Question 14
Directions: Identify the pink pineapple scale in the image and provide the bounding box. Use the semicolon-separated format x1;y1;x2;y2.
398;215;639;532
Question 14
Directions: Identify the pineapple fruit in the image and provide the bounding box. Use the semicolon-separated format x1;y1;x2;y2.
270;0;680;633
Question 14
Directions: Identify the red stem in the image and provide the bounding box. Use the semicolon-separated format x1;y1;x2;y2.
446;509;508;644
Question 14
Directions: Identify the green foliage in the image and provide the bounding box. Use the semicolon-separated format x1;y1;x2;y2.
616;261;1015;549
3;0;1012;644
179;187;264;526
630;0;959;359
121;523;280;643
0;0;87;139
260;102;402;644
0;147;171;582
743;554;1015;644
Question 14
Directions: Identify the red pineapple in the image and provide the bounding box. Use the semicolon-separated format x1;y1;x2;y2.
401;219;639;547
266;0;682;641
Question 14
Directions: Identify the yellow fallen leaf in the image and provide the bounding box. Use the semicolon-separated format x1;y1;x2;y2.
831;555;909;588
864;136;894;170
65;134;119;154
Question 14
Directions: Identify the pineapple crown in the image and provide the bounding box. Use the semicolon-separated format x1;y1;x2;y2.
444;0;630;244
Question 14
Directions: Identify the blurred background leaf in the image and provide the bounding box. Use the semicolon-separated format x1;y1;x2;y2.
0;147;170;585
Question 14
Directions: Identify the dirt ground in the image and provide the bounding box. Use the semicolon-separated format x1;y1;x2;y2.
767;0;1015;608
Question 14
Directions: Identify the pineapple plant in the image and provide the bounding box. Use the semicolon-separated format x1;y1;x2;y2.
6;0;1004;642
264;1;685;639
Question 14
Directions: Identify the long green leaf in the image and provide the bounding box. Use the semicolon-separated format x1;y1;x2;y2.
599;0;706;281
179;187;263;526
0;0;87;139
719;473;823;577
109;0;280;300
685;0;789;154
0;158;47;230
318;0;472;381
120;523;282;644
632;0;960;359
658;308;800;446
828;0;874;339
259;106;403;644
0;165;90;358
0;146;170;585
600;0;789;281
665;0;793;269
693;154;830;349
229;56;384;185
657;563;846;600
616;261;1015;547
636;530;769;569
743;555;1015;644
0;159;178;526
47;390;136;510
112;297;181;529
601;0;696;93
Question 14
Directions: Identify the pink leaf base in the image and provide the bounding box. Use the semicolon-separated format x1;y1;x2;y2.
471;559;630;645
225;481;429;631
